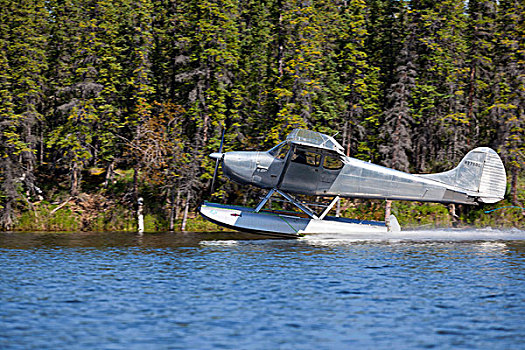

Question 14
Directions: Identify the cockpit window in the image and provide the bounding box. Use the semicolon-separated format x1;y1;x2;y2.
323;155;344;170
292;150;320;167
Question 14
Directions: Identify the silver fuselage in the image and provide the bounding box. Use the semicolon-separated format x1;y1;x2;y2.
221;148;466;204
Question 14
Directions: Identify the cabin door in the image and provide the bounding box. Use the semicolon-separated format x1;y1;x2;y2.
317;153;344;195
279;147;321;195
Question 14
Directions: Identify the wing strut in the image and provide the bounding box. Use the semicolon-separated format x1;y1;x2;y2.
275;144;295;189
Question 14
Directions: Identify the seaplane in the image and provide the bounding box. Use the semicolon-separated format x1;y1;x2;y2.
199;129;507;238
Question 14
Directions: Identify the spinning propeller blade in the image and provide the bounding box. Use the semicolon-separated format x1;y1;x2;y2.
209;128;225;195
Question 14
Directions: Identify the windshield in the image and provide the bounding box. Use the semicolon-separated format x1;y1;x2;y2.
286;129;344;154
268;142;287;156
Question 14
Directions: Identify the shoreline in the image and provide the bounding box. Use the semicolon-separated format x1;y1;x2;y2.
5;195;524;233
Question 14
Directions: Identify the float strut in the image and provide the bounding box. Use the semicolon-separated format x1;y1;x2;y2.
254;188;276;212
275;189;319;220
319;196;340;220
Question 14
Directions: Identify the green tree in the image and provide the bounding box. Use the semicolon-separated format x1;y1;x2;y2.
0;0;48;228
466;0;497;142
379;2;415;172
492;0;524;204
410;0;471;171
169;0;243;201
335;0;381;160
269;0;325;141
47;0;124;196
235;0;278;149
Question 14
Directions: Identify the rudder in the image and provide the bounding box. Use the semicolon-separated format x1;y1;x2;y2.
476;148;507;203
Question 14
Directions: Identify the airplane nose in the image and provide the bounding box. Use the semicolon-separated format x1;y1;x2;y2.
209;152;224;160
221;151;258;185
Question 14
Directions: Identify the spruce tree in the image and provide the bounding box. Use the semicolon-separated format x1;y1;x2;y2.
493;0;524;204
379;2;416;172
0;0;48;228
47;0;125;196
410;0;470;171
335;0;381;160
466;0;497;143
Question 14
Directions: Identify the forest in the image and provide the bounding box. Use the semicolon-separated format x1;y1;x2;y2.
0;0;523;231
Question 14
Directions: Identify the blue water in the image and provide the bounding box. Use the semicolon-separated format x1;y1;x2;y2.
1;230;524;349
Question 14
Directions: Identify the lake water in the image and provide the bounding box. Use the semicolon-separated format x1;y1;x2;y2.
1;229;524;349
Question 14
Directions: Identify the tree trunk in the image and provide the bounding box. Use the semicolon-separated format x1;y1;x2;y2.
71;163;80;196
175;189;181;221
385;200;391;218
133;166;139;203
510;165;518;205
103;161;114;188
385;200;392;227
39;129;44;166
466;64;476;138
181;190;191;231
169;188;176;232
0;161;17;230
277;0;284;78
449;203;458;227
0;199;14;230
344;120;351;157
137;197;144;234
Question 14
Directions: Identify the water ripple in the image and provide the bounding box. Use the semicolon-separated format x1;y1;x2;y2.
0;231;524;349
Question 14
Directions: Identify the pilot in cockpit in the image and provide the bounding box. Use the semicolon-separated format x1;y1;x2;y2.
293;150;307;165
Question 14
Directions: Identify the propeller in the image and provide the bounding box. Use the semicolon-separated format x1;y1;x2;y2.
209;128;225;195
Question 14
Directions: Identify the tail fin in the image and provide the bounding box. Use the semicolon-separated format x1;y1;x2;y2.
419;147;506;203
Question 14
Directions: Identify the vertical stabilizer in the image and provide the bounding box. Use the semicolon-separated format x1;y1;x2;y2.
418;147;506;204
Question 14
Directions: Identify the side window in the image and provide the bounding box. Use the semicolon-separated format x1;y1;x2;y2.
323;155;344;170
292;150;320;167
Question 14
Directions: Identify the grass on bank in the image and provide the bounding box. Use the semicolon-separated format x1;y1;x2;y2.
15;200;230;232
12;196;524;233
